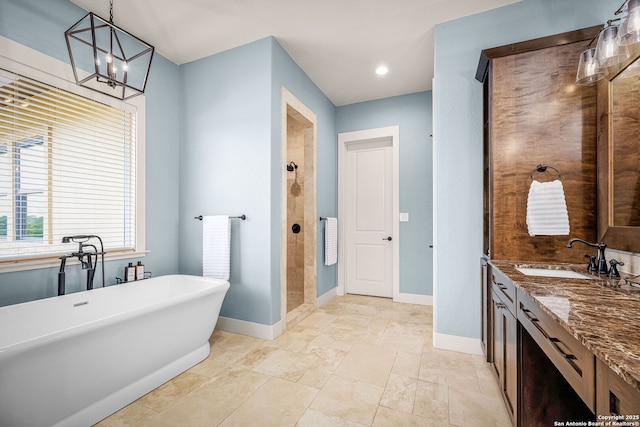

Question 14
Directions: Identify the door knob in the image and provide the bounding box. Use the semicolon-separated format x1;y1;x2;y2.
383;236;392;241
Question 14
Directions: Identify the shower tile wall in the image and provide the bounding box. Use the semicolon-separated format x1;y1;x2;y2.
302;124;316;309
287;116;305;312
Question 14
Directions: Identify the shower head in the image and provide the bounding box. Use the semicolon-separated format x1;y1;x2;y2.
286;162;298;172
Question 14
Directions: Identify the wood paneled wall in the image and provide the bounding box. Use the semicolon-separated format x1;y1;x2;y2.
486;33;599;262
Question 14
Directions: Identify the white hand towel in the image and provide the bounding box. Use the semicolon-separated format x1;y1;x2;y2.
324;217;337;266
526;180;570;236
203;215;231;280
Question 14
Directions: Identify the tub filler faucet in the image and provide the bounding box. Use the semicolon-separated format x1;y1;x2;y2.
566;238;608;275
58;235;106;295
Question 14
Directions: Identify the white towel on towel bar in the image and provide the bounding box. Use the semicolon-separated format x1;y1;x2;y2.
324;217;338;266
526;180;570;236
203;215;231;280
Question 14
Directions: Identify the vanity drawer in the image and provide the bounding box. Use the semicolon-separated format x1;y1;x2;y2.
490;266;516;315
517;290;595;411
596;357;640;416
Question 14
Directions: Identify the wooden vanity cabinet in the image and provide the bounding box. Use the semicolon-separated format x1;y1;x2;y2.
488;263;640;426
517;289;595;412
596;358;640;417
489;265;517;425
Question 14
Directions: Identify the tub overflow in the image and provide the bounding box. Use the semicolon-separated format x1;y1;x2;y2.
73;301;89;307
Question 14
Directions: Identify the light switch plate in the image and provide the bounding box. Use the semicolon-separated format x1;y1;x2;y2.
400;213;409;222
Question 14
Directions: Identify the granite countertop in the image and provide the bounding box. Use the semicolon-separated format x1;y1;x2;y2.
490;260;640;393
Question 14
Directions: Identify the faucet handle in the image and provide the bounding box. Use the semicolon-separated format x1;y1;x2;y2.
608;259;624;278
584;254;597;271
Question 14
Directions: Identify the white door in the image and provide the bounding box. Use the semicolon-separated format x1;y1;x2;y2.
345;138;393;297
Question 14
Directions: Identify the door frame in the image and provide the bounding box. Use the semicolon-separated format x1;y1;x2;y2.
337;125;399;299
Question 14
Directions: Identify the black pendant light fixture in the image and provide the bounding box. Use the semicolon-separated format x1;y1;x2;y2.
64;0;154;100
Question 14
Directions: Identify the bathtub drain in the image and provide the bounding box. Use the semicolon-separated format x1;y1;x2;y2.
73;301;89;307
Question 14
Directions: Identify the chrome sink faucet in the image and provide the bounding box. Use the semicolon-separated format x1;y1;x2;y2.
566;238;608;275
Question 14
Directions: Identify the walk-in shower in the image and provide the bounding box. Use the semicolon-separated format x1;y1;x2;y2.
281;88;317;329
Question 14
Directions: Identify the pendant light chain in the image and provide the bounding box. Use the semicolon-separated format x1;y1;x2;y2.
107;0;115;85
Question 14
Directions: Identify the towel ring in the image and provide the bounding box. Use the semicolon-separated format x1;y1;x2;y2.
530;164;561;181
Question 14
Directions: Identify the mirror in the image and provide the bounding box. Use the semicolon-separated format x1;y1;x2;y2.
610;57;640;227
598;48;640;252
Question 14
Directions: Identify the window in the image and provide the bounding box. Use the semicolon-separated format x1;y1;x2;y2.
0;67;138;263
11;135;46;241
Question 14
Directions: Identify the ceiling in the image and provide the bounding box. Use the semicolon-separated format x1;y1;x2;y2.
69;0;519;106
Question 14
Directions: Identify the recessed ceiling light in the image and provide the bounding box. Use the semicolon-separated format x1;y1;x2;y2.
375;65;389;76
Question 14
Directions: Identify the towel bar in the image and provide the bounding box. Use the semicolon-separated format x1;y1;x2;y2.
320;217;327;221
195;215;246;220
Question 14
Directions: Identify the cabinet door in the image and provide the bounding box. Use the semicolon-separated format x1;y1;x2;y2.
504;306;517;424
491;290;517;425
491;290;504;382
482;258;492;362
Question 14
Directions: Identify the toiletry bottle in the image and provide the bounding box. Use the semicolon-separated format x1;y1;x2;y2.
135;261;145;281
125;262;136;282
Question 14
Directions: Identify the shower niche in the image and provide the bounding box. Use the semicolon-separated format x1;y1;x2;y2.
281;89;317;329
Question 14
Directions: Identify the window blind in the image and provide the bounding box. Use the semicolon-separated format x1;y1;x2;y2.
0;68;136;261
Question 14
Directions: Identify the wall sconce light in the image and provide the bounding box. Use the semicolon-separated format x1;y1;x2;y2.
64;0;154;100
576;48;607;85
576;0;640;85
618;0;640;46
595;24;629;67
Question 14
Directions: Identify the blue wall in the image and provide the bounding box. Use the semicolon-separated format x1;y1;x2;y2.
433;0;619;340
0;0;182;305
337;92;433;296
177;37;337;326
178;38;275;325
270;38;338;302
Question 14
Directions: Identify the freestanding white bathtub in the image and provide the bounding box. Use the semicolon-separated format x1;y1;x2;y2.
0;274;229;427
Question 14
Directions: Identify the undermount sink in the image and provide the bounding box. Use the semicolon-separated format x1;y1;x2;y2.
515;267;594;280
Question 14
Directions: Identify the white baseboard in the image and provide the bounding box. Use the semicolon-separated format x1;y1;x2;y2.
317;287;337;308
215;316;282;340
393;292;433;306
433;332;483;355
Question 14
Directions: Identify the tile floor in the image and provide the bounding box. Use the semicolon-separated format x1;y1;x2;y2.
95;295;511;426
